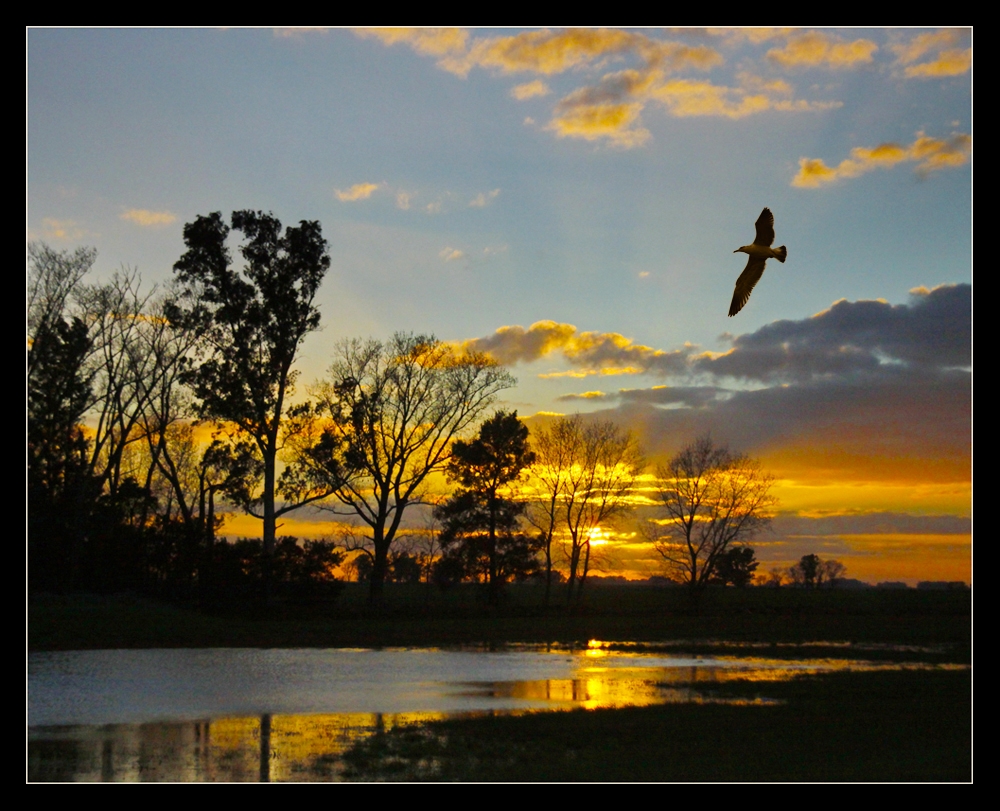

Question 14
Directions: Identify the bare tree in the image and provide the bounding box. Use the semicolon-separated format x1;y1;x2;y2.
27;242;96;375
528;416;644;604
653;435;776;601
306;333;515;602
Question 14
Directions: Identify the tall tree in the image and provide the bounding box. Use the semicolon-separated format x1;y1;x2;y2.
168;210;331;566
27;243;99;591
306;334;515;602
435;410;538;604
528;416;644;603
653;435;776;602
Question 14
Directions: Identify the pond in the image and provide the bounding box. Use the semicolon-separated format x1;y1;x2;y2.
27;643;915;782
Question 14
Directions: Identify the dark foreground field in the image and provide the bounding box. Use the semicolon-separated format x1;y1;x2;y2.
340;668;971;782
28;583;971;652
28;585;971;782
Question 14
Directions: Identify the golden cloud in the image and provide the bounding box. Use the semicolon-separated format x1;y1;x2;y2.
120;208;177;227
461;321;689;376
354;27;841;148
904;49;971;78
793;131;971;187
335;182;380;202
353;27;468;57
510;80;551;100
767;31;878;69
439;247;464;262
890;29;970;78
546;101;650;147
38;218;85;240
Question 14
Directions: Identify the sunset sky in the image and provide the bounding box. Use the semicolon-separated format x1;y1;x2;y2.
27;28;971;584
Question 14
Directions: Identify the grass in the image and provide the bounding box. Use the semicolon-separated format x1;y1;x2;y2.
340;668;972;782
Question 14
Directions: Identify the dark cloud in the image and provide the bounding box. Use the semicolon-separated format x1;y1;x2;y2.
604;365;970;478
695;283;970;382
772;512;970;536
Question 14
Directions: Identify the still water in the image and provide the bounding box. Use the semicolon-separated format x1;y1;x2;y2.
26;644;852;781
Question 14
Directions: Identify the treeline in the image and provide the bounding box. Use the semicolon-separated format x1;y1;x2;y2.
28;210;779;609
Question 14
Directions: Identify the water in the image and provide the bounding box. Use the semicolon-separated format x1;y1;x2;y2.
25;643;881;781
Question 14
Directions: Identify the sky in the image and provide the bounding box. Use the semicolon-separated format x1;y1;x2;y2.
27;27;972;584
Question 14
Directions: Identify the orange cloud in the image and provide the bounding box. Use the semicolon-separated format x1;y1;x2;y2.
353;27;468;58
335;182;380;202
462;321;690;376
890;29;971;78
767;31;878;69
37;218;86;240
354;27;844;148
510;80;551;100
120;208;177;227
792;132;970;187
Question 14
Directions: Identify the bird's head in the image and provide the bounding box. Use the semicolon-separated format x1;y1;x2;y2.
734;246;748;254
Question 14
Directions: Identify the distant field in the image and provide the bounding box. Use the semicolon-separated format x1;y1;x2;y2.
28;585;971;652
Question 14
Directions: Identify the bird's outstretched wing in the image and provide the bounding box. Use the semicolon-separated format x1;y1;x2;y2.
729;256;766;316
753;207;775;247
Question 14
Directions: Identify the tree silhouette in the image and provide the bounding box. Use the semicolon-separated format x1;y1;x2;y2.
306;334;515;603
653;435;776;602
789;554;847;588
528;416;643;603
168;211;331;591
710;545;759;587
434;411;538;604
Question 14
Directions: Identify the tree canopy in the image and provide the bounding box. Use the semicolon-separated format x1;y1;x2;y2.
168;210;331;562
435;410;539;602
653;435;776;598
306;333;516;602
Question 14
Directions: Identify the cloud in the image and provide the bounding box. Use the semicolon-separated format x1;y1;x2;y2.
335;182;381;202
273;27;330;38
38;218;85;240
439;247;464;262
559;385;722;407
425;201;442;214
120;208;176;227
433;28;721;78
396;191;412;210
652;78;839;119
573;285;971;489
355;28;854;149
510;80;550;100
766;31;878;69
353;27;469;58
556;390;609;401
792;131;971;187
462;320;691;375
903;49;971;78
694;284;970;383
469;189;501;208
890;29;971;78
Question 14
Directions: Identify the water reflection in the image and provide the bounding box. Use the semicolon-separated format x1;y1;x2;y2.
29;642;955;782
29;712;447;782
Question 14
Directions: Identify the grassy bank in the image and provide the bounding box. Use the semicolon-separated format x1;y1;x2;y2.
340;668;971;781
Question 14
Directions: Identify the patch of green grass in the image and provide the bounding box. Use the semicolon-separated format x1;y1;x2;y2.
342;668;971;782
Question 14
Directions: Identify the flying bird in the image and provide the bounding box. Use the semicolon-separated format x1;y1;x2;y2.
729;207;787;317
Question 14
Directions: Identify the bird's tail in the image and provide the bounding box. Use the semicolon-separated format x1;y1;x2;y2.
774;245;787;263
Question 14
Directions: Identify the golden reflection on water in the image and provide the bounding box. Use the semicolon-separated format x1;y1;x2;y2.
29;711;447;782
30;643;965;782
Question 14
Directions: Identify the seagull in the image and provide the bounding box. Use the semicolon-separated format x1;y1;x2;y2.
729;207;787;317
